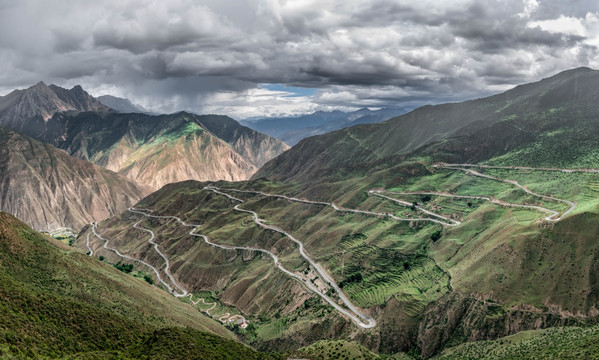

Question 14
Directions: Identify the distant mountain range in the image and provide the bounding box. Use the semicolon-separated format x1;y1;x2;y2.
0;82;288;231
241;107;412;145
97;94;153;114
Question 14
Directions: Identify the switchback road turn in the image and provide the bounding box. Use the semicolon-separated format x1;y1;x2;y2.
128;204;376;328
204;186;376;329
436;165;576;221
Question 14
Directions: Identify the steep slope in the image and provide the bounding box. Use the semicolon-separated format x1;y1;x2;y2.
255;67;599;182
0;82;110;139
192;114;290;168
0;211;284;359
49;111;286;190
0;127;149;232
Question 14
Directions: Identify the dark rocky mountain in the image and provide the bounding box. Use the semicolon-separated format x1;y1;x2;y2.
0;81;111;139
242;107;410;145
0;127;149;232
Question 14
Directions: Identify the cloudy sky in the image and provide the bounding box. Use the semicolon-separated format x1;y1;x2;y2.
1;0;598;119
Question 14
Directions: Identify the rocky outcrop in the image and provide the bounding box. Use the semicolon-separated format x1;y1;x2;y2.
0;127;149;232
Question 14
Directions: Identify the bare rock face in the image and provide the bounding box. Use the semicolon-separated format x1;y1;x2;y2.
103;125;258;190
191;115;290;169
0;127;149;232
53;112;288;190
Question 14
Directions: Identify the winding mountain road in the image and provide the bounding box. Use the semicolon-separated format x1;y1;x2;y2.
85;163;583;330
368;190;461;226
439;163;599;174
85;232;94;256
205;186;376;328
90;221;182;295
436;165;577;221
91;217;249;324
378;190;561;221
130;212;189;296
210;187;460;227
128;204;375;328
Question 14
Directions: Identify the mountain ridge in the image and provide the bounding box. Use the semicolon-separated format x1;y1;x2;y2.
0;127;149;232
254;66;599;182
49;111;289;190
241;107;411;145
0;82;289;192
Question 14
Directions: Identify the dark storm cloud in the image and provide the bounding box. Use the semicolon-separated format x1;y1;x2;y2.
0;0;598;117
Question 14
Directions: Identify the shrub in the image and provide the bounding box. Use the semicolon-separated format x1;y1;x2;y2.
431;230;442;242
114;261;134;274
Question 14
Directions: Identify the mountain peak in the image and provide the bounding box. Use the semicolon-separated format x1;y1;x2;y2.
27;81;52;94
69;84;84;93
0;82;111;132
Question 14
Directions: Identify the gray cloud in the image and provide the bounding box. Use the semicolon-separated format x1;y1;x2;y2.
0;0;598;118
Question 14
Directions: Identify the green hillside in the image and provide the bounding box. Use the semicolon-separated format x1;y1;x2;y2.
255;67;599;182
0;211;281;359
434;325;599;360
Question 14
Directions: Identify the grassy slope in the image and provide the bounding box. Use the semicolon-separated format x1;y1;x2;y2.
255;67;599;182
434;325;599;360
0;211;287;358
293;339;413;360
